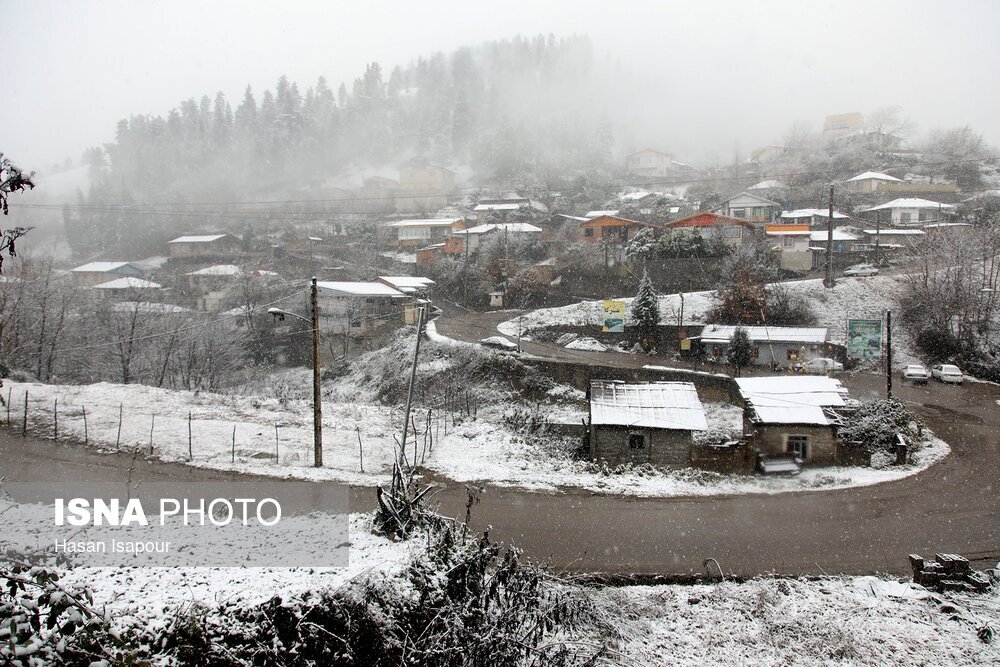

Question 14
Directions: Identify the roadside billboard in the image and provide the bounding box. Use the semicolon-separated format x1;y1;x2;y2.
847;319;883;360
601;300;626;333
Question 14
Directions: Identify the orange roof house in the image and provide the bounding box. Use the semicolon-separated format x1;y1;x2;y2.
663;212;754;245
579;215;657;244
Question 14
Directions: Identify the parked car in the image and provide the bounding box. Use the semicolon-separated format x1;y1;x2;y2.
844;263;879;277
902;364;931;384
930;364;964;384
799;357;844;373
479;336;519;352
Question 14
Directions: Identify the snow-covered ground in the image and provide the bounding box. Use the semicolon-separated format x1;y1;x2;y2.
498;275;921;366
599;576;1000;666
2;380;951;498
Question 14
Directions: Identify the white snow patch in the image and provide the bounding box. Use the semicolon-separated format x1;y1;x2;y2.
565;337;607;352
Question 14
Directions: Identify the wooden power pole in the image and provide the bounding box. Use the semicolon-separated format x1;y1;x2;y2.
400;306;425;467
824;184;835;288
885;310;893;400
311;277;323;467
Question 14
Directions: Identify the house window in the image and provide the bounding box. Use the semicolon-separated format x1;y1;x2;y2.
782;236;795;248
723;225;742;238
751;346;759;360
787;435;810;459
628;432;646;449
732;208;746;218
899;212;912;224
584;228;594;237
752;207;763;218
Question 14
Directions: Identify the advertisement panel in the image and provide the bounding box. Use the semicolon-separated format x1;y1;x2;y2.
847;319;883;360
601;300;626;333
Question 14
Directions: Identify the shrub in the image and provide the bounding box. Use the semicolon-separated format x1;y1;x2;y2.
839;399;920;454
914;327;963;363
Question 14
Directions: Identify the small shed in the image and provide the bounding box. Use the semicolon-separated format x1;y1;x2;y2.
70;261;144;287
588;380;707;467
168;234;240;260
736;376;851;465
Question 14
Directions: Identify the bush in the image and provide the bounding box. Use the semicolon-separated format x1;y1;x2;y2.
914;327;963;363
839;399;920;454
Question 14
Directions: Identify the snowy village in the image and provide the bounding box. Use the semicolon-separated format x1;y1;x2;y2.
0;2;999;665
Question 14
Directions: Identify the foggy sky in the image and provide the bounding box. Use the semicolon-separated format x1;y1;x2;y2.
5;0;999;172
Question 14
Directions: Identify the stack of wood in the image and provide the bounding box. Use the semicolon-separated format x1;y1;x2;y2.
909;553;994;593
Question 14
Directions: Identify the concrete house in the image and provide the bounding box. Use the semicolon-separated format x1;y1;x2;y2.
376;276;435;298
700;325;834;369
70;261;144;287
821;112;864;141
765;224;813;271
452;222;542;253
663;212;753;247
719;192;781;226
386;218;465;248
625;149;675;178
471;196;548;224
92;277;162;299
315;281;409;338
864;198;957;226
168;234;241;261
588;380;707;467
736;376;852;466
397;158;457;214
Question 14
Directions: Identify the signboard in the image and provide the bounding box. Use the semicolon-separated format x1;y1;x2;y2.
601;300;626;333
847;319;883;360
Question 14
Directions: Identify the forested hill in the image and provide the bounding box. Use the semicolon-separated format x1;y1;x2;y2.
83;34;613;205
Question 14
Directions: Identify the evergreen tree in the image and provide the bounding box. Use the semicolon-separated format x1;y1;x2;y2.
726;327;754;376
630;270;660;350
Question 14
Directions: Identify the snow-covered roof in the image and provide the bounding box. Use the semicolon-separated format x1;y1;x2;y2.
111;302;190;314
93;277;162;290
736;376;849;426
861;228;926;236
809;230;860;242
455;223;542;235
748;179;789;190
378;276;435;289
185;264;241;276
316;281;407;298
922;222;972;230
620;191;655;201
585;209;620;219
701;324;829;344
386;218;461;228
473;203;521;211
781;209;850;219
865;198;957;212
589;381;707;431
847;171;902;183
70;261;136;273
169;234;229;244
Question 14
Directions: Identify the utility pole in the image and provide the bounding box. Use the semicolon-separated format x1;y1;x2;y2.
311;277;323;467
824;184;835;288
399;306;425;467
874;209;882;267
885;310;893;400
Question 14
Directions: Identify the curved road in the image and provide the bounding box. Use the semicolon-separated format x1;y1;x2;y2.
2;370;997;578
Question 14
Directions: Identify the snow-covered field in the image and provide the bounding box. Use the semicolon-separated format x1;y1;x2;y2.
600;576;1000;666
2;380;951;498
498;275;922;366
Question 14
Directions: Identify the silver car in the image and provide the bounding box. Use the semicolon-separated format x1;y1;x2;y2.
844;264;879;277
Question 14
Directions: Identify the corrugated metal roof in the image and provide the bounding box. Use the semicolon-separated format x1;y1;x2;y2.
185;264;241;276
70;261;134;273
701;324;829;344
386;219;461;227
865;198;957;211
316;281;406;298
93;277;162;290
736;376;848;426
169;234;229;243
589;381;707;431
378;276;435;288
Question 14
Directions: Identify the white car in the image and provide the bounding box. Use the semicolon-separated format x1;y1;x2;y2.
902;364;931;384
800;357;844;373
844;264;879;277
930;364;964;384
479;336;519;352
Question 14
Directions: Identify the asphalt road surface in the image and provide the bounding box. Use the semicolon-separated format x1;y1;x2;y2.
2;365;997;577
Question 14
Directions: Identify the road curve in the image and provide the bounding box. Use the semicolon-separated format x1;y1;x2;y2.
2;366;997;578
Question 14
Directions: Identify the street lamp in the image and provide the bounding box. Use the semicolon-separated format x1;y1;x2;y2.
268;277;323;467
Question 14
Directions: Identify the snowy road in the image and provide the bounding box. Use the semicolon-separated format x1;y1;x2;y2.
3;369;998;578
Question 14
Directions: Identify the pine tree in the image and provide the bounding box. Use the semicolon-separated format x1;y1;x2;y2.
630;270;660;350
726;326;754;376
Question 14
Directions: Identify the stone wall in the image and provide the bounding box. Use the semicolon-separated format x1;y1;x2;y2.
753;424;838;464
590;424;693;467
